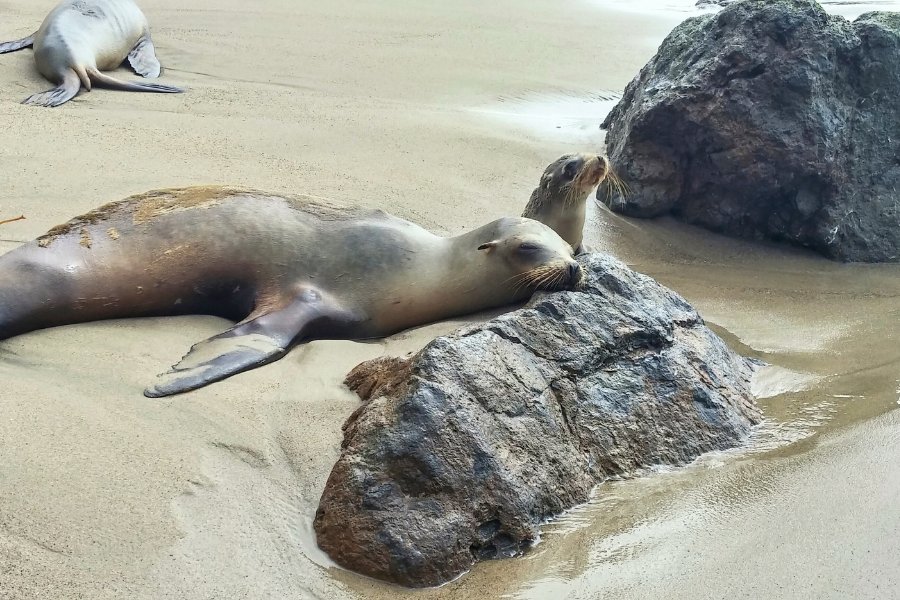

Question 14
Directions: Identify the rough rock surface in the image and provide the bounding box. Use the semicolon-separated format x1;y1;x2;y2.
697;0;738;6
314;253;762;587
599;0;900;262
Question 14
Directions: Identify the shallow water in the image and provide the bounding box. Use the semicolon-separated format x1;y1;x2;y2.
471;90;620;144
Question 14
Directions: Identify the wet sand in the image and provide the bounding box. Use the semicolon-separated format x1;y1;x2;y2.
1;1;899;599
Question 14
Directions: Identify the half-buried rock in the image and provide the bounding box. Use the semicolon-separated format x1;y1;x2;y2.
314;253;762;587
599;0;900;262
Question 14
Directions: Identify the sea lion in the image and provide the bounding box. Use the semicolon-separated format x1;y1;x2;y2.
0;0;182;107
0;187;582;397
522;153;612;254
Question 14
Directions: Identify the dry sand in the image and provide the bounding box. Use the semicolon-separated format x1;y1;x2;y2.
1;1;898;599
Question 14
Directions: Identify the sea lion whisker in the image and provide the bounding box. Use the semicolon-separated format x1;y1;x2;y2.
510;268;543;292
513;279;533;294
513;273;540;293
548;271;564;291
614;169;630;192
545;269;565;290
608;168;630;198
510;277;533;293
534;268;560;290
612;175;624;198
506;268;543;286
525;273;546;291
604;174;621;201
536;270;556;290
520;266;555;291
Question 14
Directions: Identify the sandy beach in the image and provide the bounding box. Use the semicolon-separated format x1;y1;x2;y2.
1;1;899;599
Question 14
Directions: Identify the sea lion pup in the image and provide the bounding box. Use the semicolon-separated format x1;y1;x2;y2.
522;153;612;254
0;0;182;107
0;187;582;397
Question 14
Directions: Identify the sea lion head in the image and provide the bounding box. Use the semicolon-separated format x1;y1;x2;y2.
538;152;609;206
477;218;583;292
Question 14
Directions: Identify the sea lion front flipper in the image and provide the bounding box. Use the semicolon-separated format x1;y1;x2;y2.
126;33;162;78
0;33;35;54
144;289;359;398
144;330;289;398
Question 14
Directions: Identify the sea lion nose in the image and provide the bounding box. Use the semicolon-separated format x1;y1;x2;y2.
568;262;582;284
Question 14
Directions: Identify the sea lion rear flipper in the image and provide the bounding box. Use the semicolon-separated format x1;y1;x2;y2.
125;33;162;78
0;33;35;54
87;68;184;94
144;289;358;398
22;70;81;107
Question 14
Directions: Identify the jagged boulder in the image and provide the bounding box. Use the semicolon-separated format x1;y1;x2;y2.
314;253;762;587
599;0;900;262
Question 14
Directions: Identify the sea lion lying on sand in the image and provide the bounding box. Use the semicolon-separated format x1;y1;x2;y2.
0;187;582;397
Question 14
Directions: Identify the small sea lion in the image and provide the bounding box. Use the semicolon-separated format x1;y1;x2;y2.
0;0;182;107
522;153;612;254
0;187;582;397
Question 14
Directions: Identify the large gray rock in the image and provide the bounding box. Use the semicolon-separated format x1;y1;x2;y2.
599;0;900;262
314;254;762;587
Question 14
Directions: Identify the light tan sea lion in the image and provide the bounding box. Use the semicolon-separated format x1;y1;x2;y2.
0;187;582;397
522;153;611;253
0;0;182;106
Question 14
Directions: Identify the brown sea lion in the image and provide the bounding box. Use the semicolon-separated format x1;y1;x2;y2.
0;0;182;107
522;153;611;253
0;187;582;397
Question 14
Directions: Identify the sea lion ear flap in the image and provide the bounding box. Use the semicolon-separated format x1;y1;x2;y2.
477;241;499;252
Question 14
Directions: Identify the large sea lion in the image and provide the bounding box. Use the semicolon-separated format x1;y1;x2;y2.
0;0;182;107
522;153;614;253
0;187;582;397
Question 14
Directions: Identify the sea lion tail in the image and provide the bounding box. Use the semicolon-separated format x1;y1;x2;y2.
87;68;183;94
0;34;34;54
